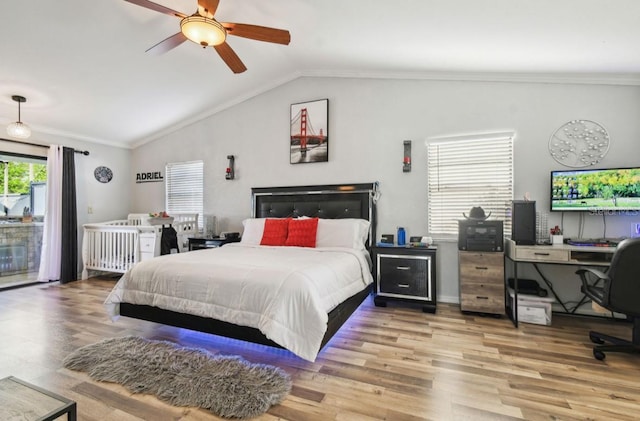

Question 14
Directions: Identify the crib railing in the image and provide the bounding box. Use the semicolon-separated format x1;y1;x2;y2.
126;213;199;229
81;223;148;279
81;213;199;279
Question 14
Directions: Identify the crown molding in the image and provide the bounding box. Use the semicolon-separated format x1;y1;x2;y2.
299;69;640;86
0;118;131;149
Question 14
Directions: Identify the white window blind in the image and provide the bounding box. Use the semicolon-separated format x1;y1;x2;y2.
427;133;514;237
165;160;204;230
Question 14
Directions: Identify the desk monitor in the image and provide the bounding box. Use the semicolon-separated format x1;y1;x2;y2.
550;167;640;212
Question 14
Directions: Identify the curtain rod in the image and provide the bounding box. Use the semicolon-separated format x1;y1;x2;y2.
0;137;90;156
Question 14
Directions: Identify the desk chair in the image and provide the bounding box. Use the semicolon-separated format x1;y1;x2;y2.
576;237;640;361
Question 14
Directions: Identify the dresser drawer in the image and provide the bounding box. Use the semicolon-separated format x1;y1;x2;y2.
377;254;431;300
459;251;503;267
139;234;156;253
140;251;155;261
460;286;505;313
379;273;427;297
514;246;569;262
459;252;504;285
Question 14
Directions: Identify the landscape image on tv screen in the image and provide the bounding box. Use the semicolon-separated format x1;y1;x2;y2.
550;167;640;212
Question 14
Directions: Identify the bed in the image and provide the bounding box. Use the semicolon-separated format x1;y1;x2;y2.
81;213;198;279
104;183;378;361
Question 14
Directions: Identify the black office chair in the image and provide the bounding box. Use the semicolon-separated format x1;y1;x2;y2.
576;237;640;360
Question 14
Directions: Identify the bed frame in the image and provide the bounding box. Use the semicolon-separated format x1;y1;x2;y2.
120;182;378;353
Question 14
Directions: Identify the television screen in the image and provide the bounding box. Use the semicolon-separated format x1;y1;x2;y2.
550;167;640;212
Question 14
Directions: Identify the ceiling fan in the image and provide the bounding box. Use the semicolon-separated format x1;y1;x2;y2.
124;0;291;73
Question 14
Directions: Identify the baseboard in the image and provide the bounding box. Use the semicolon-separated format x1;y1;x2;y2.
437;294;459;304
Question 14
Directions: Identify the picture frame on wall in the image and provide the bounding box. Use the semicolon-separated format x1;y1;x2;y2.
290;98;329;164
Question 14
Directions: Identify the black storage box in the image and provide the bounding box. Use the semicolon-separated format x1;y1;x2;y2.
507;278;548;297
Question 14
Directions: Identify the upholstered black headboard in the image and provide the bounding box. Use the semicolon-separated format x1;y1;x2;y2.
251;183;377;246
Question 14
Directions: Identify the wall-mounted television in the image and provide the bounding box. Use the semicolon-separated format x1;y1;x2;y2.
550;167;640;212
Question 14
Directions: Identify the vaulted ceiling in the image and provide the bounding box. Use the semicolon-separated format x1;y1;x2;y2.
1;0;639;148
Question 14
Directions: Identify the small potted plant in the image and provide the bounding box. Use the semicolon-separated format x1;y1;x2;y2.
550;225;563;245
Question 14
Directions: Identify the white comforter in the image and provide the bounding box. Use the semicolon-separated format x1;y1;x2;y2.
104;243;373;361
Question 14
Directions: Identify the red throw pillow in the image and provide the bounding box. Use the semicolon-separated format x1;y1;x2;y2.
260;218;290;246
285;217;319;248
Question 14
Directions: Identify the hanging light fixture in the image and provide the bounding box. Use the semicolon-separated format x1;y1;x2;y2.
180;14;226;47
6;95;31;139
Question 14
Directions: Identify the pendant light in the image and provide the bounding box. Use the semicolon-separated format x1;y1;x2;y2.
6;95;31;139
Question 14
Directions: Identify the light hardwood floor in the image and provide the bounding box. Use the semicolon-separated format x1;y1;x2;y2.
1;277;639;420
0;271;38;288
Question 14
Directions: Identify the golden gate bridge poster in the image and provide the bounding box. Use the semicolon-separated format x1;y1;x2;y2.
290;98;329;164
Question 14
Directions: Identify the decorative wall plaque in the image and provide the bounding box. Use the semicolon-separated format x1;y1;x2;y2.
548;120;610;167
94;166;113;183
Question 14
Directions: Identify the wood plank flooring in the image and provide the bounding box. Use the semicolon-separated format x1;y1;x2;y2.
1;277;639;420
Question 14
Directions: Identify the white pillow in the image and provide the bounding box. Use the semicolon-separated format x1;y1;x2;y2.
240;218;266;245
316;218;370;249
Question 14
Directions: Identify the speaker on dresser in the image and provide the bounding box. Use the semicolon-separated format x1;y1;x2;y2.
512;200;536;245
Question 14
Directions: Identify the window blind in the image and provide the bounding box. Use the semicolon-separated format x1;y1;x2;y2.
165;160;204;230
427;134;514;237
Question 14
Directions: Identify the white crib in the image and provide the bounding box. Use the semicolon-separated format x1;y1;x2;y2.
81;213;198;279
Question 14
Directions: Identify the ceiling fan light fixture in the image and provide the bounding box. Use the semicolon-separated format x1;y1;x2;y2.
180;15;226;47
6;95;31;139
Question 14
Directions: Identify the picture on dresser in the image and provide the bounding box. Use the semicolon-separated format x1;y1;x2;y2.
290;99;329;164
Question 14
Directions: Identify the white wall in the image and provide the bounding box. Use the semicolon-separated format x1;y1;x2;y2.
130;76;640;307
28;133;133;226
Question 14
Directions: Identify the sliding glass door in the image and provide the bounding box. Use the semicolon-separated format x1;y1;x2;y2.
0;152;47;289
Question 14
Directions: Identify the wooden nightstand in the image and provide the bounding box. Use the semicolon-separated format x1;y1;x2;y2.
188;236;240;251
372;246;437;313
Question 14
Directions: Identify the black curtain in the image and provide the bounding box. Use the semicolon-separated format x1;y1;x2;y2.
60;147;77;284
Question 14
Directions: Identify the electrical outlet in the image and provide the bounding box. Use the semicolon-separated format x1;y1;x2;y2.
88;206;93;214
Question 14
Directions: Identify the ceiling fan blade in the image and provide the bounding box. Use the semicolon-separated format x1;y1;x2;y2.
198;0;219;18
145;32;188;55
222;23;291;45
124;0;187;18
214;42;247;74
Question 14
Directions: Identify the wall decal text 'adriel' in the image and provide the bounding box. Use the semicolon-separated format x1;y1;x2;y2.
136;172;164;183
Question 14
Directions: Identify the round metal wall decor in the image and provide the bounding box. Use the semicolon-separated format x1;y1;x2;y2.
94;166;113;183
548;120;610;167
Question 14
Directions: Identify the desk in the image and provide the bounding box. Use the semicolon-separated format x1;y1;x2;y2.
504;239;615;327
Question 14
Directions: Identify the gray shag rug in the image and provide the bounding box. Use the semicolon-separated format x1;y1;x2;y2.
63;336;292;419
